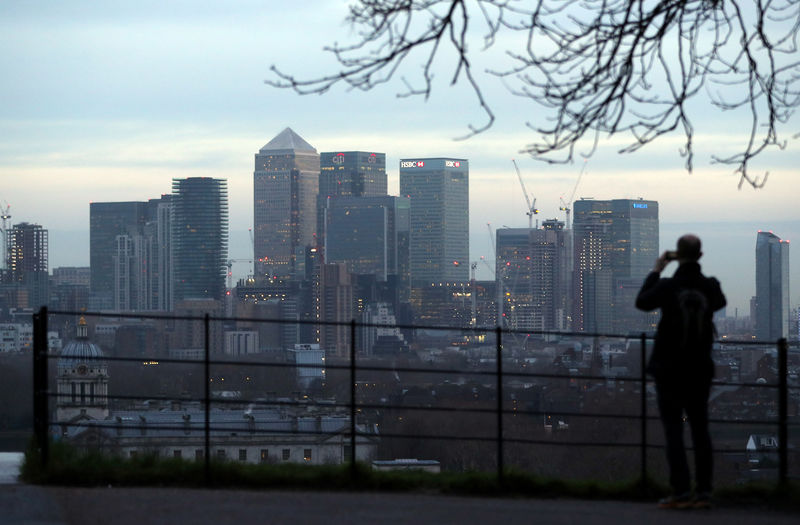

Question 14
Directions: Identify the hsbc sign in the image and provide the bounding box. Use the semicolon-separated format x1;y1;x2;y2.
400;161;425;168
445;160;461;168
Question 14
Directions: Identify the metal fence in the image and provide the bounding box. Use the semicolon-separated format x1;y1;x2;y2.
31;306;796;486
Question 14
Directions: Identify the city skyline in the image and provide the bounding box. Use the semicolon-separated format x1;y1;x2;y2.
1;1;798;315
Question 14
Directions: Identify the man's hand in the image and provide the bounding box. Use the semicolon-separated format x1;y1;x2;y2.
653;252;671;273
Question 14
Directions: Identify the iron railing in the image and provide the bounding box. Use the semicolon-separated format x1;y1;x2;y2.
31;307;797;486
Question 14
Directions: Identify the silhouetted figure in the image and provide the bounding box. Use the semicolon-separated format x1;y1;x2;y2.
636;234;726;509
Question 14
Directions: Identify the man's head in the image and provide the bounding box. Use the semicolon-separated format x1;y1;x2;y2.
676;234;702;262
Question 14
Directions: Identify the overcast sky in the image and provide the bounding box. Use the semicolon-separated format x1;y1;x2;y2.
1;0;798;316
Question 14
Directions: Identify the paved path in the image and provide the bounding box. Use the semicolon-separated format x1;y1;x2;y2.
1;485;796;525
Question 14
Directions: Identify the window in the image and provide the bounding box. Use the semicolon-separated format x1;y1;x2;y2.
239;449;247;461
217;449;226;459
282;449;290;461
129;451;138;458
195;449;203;460
173;450;182;459
303;449;312;462
260;449;268;463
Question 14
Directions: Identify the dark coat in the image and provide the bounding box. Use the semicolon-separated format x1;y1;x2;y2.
635;262;726;381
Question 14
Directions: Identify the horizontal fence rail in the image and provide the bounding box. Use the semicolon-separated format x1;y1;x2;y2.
31;307;797;486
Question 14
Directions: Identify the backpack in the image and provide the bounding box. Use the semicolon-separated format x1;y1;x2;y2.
676;287;711;351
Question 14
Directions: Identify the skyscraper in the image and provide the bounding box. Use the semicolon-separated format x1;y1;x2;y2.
572;198;658;333
171;177;228;303
496;219;571;332
324;195;409;281
92;197;172;312
6;222;48;309
755;231;790;340
399;158;469;285
318;151;387;242
319;151;387;198
89;202;148;310
253;128;319;280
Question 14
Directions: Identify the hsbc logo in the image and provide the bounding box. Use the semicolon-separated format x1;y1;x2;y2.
445;160;461;168
332;153;345;164
401;161;425;168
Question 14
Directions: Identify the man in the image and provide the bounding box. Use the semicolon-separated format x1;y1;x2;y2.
636;234;726;509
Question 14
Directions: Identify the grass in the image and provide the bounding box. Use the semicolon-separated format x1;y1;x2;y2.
20;441;800;509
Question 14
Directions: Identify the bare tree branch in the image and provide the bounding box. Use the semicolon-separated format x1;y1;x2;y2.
268;0;800;188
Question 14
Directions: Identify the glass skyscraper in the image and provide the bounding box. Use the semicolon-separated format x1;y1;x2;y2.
496;219;571;332
755;230;790;340
399;158;469;285
171;177;228;303
318;151;387;240
319;151;387;198
572;198;658;333
324;195;409;281
253;128;319;280
89;201;149;310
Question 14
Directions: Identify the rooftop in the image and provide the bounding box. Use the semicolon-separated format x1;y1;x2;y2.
260;127;317;153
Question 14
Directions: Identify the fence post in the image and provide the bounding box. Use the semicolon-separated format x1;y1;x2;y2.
496;326;503;485
639;332;647;489
33;306;49;469
204;313;210;485
777;338;788;486
350;319;357;480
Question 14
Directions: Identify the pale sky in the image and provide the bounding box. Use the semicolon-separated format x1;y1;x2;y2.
1;0;798;316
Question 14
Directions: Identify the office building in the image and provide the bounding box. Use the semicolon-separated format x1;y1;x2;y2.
399;158;469;285
90;202;149;310
319;151;387;197
5;222;49;309
171;178;228;303
572;199;658;333
91;197;173;312
318;151;387;238
755;231;790;340
253;128;320;280
318;263;354;357
324;195;409;281
496;219;571;332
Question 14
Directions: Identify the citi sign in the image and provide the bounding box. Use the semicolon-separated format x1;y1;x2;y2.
401;161;425;168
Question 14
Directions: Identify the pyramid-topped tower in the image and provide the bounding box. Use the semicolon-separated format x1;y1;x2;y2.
253;128;319;280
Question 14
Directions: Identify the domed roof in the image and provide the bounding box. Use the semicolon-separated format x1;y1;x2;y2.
59;339;104;369
58;317;104;369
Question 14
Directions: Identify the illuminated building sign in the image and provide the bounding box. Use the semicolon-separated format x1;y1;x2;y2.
632;203;648;209
445;160;461;168
368;153;377;164
400;161;425;168
332;153;345;164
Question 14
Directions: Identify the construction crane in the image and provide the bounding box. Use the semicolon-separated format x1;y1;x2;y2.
0;201;10;271
511;159;539;229
248;227;256;275
226;258;254;289
486;222;496;260
559;159;588;230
